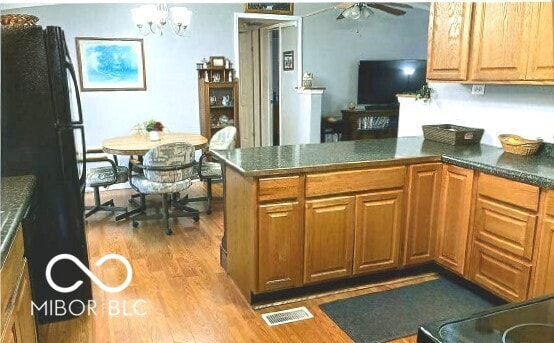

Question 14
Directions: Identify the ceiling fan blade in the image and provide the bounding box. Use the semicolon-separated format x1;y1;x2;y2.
336;2;356;10
336;8;348;20
381;3;413;9
303;6;335;18
368;3;407;16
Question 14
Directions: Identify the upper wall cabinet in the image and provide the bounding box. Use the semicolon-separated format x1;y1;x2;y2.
427;2;473;81
427;2;554;84
469;3;531;81
525;3;554;80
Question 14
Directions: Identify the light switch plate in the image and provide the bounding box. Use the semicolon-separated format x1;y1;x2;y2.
471;84;485;95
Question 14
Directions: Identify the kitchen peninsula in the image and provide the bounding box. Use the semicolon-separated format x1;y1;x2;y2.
213;137;554;304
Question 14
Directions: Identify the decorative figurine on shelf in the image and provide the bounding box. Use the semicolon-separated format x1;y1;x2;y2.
202;58;208;69
221;95;230;106
219;114;229;126
225;58;230;69
302;72;313;88
212;72;221;83
209;96;217;106
228;70;233;82
146;119;164;141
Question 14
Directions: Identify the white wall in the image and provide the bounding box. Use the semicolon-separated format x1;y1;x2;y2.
3;2;430;149
3;3;241;149
398;83;554;146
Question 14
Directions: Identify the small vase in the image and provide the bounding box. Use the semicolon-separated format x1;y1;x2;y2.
149;131;160;141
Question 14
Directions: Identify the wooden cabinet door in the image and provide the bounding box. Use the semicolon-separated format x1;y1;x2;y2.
436;165;474;274
304;196;355;284
258;202;303;292
354;190;403;274
532;217;554;297
404;163;442;266
526;2;554;80
426;2;473;81
470;3;532;81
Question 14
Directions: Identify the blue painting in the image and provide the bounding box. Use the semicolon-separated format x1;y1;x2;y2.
76;38;146;91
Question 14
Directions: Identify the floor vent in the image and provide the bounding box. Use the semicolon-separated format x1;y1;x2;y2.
261;306;313;326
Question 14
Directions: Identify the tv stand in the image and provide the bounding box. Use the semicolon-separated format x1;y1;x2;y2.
341;105;399;141
363;103;399;110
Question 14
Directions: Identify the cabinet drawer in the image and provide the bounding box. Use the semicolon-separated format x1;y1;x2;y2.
306;166;405;198
469;243;531;302
258;176;301;202
474;198;537;260
1;227;25;326
478;173;540;211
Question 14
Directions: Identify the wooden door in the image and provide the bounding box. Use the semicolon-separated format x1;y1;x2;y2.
304;196;355;283
526;2;554;81
404;163;442;266
532;217;554;297
470;3;531;81
426;2;473;81
354;190;403;274
257;202;303;292
436;165;474;274
531;191;554;297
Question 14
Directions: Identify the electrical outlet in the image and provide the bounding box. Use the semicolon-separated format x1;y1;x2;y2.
471;84;485;95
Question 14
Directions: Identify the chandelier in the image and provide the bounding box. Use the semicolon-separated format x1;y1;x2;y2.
130;3;191;36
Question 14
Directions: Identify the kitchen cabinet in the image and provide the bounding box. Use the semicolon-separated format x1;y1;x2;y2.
469;173;540;301
426;2;473;81
258;202;303;292
403;163;442;266
525;2;554;80
531;190;554;297
1;228;37;343
354;190;403;274
469;242;532;302
469;2;531;81
435;165;474;275
427;2;554;84
304;196;355;284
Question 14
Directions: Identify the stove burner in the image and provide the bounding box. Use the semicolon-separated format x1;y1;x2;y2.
502;323;554;343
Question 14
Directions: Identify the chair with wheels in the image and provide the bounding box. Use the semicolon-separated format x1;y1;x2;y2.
85;148;129;218
128;141;199;235
196;126;237;214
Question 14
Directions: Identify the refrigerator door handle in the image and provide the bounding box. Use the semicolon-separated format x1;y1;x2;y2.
66;62;84;124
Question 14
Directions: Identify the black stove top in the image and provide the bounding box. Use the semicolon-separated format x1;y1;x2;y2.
418;295;554;343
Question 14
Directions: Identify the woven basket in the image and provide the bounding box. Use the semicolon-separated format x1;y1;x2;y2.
422;124;484;145
498;134;543;155
1;14;39;26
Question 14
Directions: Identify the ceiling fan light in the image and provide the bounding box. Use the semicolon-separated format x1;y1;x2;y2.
350;5;361;20
361;7;374;18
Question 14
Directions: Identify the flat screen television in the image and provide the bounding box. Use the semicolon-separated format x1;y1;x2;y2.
357;59;427;106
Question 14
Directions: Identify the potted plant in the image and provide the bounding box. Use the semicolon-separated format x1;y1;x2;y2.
415;83;432;103
146;119;164;141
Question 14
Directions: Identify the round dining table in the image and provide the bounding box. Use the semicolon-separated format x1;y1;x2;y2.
102;132;208;156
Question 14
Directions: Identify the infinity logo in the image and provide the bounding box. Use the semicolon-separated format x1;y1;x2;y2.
46;254;133;293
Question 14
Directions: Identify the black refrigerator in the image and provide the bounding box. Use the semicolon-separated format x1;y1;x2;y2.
1;25;92;323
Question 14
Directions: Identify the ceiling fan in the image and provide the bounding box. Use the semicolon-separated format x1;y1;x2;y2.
304;3;413;20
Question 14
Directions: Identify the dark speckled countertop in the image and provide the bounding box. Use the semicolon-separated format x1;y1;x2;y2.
1;175;36;267
213;137;554;188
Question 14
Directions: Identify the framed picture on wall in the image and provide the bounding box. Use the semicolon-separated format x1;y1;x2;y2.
244;3;294;15
283;50;294;71
75;37;146;91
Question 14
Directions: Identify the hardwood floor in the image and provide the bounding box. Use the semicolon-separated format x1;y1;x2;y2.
39;183;432;343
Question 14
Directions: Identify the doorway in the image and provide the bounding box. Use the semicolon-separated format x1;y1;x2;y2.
234;13;302;147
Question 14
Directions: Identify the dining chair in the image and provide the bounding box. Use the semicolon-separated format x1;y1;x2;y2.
128;141;199;235
85;148;129;218
197;126;237;214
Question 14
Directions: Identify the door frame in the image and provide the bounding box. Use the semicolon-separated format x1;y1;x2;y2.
234;13;303;146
